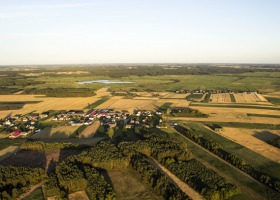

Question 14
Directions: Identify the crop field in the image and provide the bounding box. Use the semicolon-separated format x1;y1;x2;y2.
210;93;232;103
31;126;78;139
161;93;189;99
233;93;267;103
0;95;100;116
217;127;280;163
97;97;159;112
79;121;100;138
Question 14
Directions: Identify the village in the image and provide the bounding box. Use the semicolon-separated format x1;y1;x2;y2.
0;108;165;139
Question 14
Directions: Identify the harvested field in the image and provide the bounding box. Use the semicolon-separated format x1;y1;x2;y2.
97;98;158;112
68;191;89;200
156;99;191;108
31;126;77;139
80;121;100;138
161;93;189;99
216;127;280;163
176;105;280;125
233;93;267;103
0;94;100;115
233;93;246;103
210;93;232;103
105;169;163;200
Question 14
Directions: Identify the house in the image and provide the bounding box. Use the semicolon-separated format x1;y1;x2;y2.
9;130;21;138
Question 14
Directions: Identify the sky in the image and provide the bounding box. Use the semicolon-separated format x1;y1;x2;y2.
0;0;280;65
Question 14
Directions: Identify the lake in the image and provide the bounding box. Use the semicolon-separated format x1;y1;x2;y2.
76;80;134;85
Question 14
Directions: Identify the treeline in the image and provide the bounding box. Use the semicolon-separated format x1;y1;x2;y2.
20;141;83;151
170;107;208;118
163;158;239;200
76;141;129;170
118;133;192;162
174;125;280;192
0;104;23;110
130;153;191;200
44;157;116;199
0;165;45;199
23;88;96;97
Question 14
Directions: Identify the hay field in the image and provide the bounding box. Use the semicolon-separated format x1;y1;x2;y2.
0;94;101;115
80;121;100;138
161;93;189;99
211;93;232;103
97;98;157;112
233;93;267;103
156;99;191;107
218;127;280;163
188;106;280;124
31;126;77;138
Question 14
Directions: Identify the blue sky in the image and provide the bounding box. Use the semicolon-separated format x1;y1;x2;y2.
0;0;280;65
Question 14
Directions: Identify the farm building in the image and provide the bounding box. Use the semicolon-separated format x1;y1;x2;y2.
209;124;224;132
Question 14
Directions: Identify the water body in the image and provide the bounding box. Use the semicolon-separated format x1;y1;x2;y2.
76;80;134;85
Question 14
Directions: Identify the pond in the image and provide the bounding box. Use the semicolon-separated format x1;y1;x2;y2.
76;80;134;85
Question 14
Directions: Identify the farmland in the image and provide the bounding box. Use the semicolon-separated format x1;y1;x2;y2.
0;65;280;200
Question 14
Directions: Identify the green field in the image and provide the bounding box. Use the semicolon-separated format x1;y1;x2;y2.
247;113;280;118
23;187;44;200
1;66;280;95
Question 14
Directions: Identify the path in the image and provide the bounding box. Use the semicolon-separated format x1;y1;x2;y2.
148;157;204;200
18;182;44;200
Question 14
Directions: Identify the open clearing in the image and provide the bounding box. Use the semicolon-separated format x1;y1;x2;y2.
106;169;163;200
68;191;89;200
31;126;77;139
80;121;100;138
212;127;280;163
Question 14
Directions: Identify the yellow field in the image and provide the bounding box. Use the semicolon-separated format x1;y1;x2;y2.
218;127;280;163
161;93;189;99
187;105;280;124
80;121;100;138
31;126;77;138
97;98;158;112
233;93;267;103
0;95;101;116
211;93;232;103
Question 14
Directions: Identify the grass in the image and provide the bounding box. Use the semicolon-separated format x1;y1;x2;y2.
190;102;280;110
183;122;280;179
186;93;204;100
230;94;236;102
266;97;280;105
23;187;44;200
0;138;27;151
247;113;280;118
105;168;163;200
203;93;211;102
166;128;279;200
85;96;110;109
